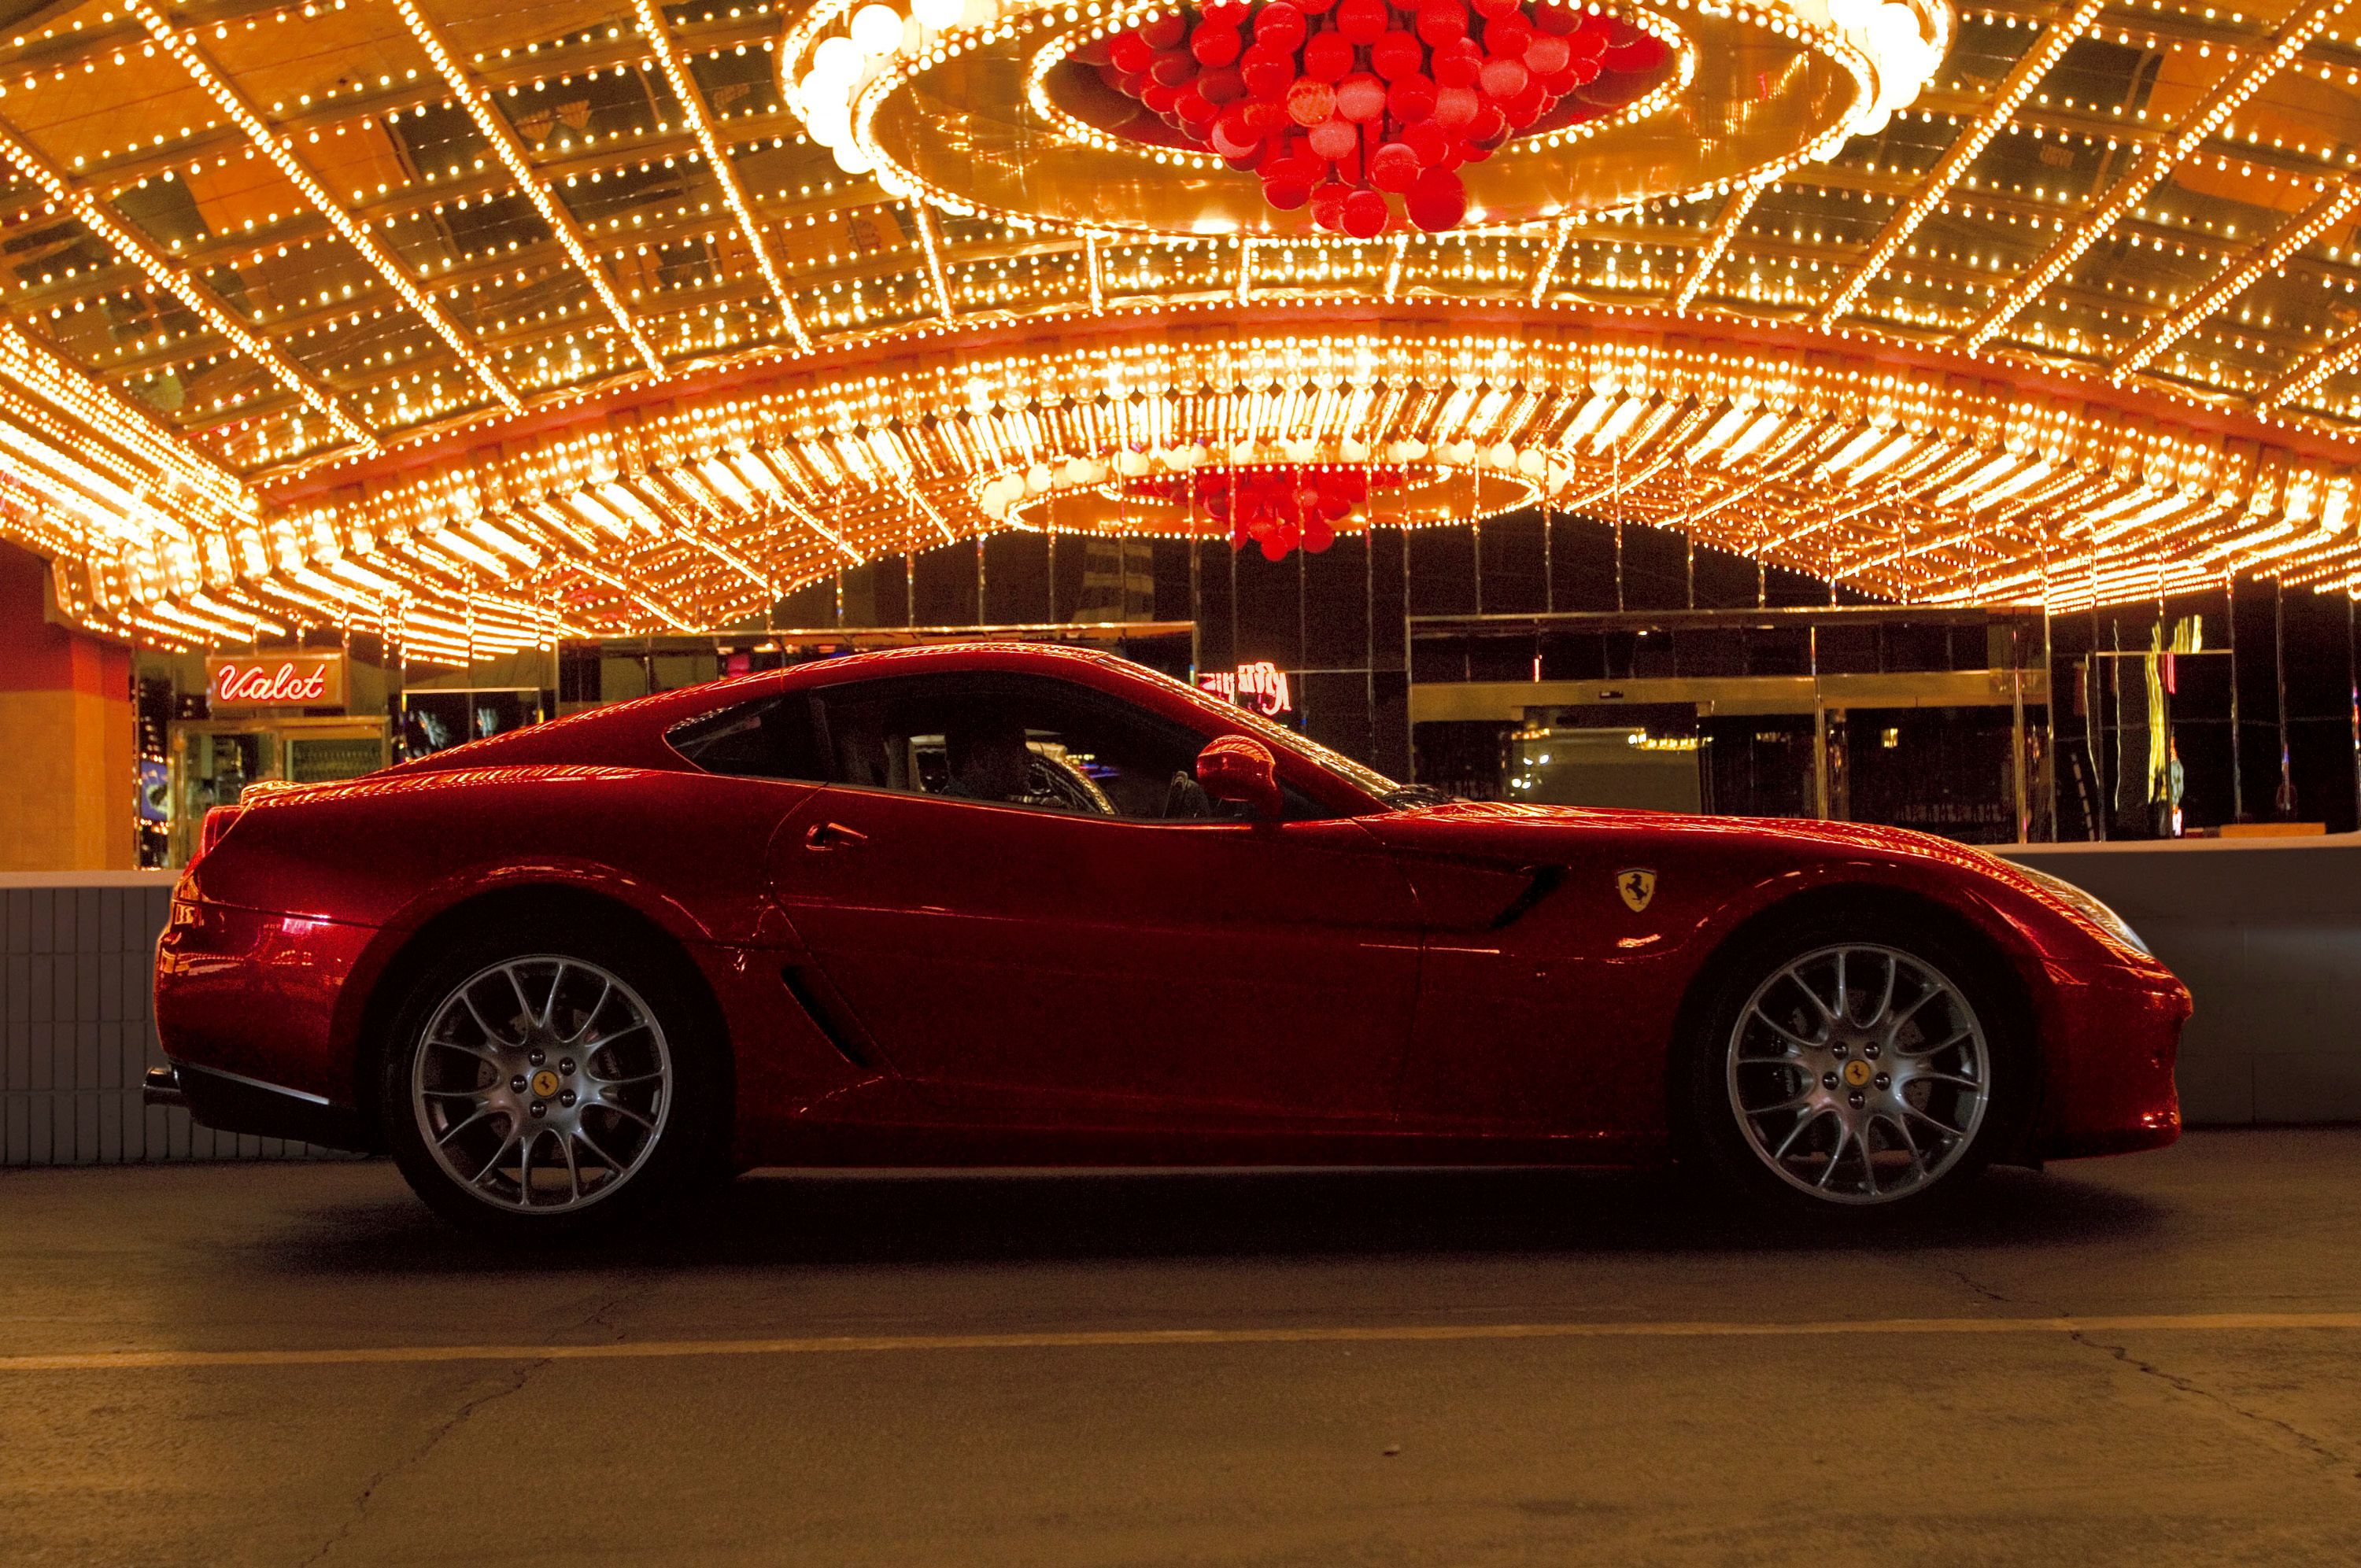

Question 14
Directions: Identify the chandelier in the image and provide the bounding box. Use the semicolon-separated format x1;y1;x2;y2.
1092;2;1669;236
779;0;1952;238
1140;465;1403;555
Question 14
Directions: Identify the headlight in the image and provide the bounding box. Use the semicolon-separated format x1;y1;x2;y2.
2012;864;2150;957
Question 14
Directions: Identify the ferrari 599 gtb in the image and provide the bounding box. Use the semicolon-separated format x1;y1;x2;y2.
150;644;2186;1235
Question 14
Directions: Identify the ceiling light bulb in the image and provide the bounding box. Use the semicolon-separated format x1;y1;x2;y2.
810;35;860;85
850;3;902;59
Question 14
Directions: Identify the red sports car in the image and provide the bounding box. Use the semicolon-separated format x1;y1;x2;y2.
150;643;2187;1234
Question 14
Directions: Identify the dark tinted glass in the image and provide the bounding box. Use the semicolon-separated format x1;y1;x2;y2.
810;672;1326;821
667;695;826;781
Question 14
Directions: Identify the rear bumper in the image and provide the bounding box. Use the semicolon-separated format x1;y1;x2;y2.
144;1059;378;1151
154;895;382;1129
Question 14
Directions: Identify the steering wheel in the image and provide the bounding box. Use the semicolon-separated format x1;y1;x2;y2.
1022;749;1114;814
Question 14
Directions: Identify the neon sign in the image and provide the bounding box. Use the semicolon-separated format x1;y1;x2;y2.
1198;661;1293;718
206;654;345;708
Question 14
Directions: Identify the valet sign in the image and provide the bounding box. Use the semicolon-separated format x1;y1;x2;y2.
206;653;346;710
1198;660;1293;718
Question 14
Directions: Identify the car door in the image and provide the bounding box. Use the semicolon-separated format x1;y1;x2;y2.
766;672;1424;1125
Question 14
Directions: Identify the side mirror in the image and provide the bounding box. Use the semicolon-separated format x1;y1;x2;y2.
1195;735;1282;820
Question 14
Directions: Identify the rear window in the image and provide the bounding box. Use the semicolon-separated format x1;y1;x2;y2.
666;695;826;781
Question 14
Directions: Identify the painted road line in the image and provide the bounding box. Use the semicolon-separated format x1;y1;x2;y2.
5;1312;2361;1373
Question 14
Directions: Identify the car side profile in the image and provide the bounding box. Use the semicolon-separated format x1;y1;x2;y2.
150;643;2189;1234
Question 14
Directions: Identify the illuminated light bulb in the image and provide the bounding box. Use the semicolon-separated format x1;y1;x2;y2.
850;2;902;58
911;0;959;24
810;34;860;84
806;96;851;145
832;140;876;173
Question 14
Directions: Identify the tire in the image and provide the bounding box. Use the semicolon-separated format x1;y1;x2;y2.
378;918;731;1238
1675;905;2033;1223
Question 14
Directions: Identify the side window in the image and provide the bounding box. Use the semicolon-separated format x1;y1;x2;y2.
809;673;1327;821
666;695;826;780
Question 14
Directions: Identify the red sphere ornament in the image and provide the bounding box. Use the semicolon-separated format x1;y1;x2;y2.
1307;115;1358;158
1369;139;1421;190
1405;166;1467;230
1253;2;1307;46
1415;1;1469;46
1302;29;1356;78
1335;72;1388;120
1371;29;1424;79
1285;76;1336;124
1335;0;1388;42
1191;26;1243;66
1138;13;1188;50
1387;73;1438;122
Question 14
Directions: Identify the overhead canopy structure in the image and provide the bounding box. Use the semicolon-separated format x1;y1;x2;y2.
4;0;2361;657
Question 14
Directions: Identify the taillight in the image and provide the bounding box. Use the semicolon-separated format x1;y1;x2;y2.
193;805;243;866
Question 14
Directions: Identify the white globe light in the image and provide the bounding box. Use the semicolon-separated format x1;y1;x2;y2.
851;4;903;59
912;0;960;26
831;141;876;174
811;35;861;84
1117;449;1151;477
805;99;851;146
1339;437;1371;463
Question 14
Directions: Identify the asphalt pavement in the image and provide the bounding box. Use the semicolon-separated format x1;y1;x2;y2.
3;1131;2359;1566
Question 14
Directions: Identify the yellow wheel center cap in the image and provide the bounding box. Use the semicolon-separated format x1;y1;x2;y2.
1842;1059;1874;1088
531;1069;560;1098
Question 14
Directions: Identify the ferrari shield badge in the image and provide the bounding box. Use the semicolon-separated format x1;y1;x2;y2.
1616;867;1657;913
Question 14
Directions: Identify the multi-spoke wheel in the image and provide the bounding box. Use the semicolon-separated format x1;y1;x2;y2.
1726;945;1990;1205
380;922;728;1234
412;957;671;1214
1679;909;2027;1219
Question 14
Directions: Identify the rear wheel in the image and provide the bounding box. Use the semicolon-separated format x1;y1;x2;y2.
379;925;728;1236
1679;909;2030;1221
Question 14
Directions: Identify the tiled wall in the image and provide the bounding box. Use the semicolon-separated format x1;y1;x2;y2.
4;842;2355;1165
0;873;349;1166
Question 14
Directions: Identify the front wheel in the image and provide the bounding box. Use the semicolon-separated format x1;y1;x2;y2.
379;928;727;1236
1678;912;2030;1220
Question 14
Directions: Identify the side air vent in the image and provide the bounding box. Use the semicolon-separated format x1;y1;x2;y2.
1490;865;1568;930
778;965;878;1068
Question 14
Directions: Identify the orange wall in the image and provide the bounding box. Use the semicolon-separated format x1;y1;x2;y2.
0;542;133;871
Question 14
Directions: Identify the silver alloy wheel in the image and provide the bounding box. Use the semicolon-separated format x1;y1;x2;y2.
411;956;671;1215
1724;943;1991;1206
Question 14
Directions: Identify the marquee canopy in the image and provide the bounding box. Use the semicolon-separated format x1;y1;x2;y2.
4;0;2361;655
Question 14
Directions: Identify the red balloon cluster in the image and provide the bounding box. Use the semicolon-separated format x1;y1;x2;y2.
1143;466;1401;559
1094;1;1667;235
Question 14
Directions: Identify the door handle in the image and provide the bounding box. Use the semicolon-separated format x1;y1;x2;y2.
804;820;869;850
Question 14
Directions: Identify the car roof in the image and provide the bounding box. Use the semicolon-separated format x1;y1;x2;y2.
774;641;1134;690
